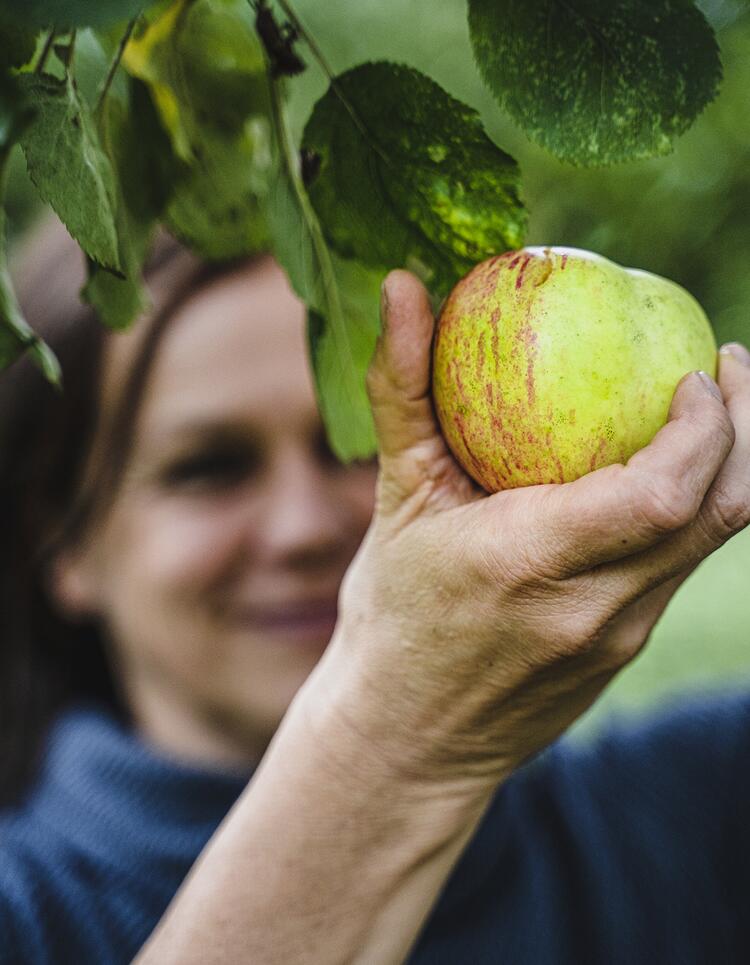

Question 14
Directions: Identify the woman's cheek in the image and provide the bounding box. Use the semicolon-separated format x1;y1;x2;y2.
95;498;255;683
106;495;254;596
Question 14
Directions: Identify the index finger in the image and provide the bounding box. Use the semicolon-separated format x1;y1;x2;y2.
506;369;735;577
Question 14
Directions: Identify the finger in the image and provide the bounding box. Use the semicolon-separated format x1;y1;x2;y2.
367;270;479;516
510;367;734;576
586;342;750;605
688;343;750;551
594;571;692;670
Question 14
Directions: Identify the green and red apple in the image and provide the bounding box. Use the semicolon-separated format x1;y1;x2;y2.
432;247;717;492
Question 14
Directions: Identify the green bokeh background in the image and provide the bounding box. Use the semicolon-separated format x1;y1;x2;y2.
7;0;750;735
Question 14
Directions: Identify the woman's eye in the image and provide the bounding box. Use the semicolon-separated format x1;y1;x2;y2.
163;450;259;489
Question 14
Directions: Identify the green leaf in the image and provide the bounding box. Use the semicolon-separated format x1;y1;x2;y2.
307;256;382;465
124;0;274;257
165;121;272;258
82;226;149;331
124;0;268;156
0;19;38;70
468;0;723;167
267;94;379;462
0;0;151;30
161;0;268;140
83;77;178;328
17;73;122;272
302;61;526;297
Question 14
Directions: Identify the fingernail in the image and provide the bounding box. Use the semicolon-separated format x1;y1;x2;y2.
697;370;723;400
719;342;750;367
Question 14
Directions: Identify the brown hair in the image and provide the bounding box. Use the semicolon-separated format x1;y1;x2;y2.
0;215;248;807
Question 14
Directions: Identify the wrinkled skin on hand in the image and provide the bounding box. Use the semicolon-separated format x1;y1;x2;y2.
316;270;750;796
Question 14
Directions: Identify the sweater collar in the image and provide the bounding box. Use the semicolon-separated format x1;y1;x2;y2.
28;703;250;874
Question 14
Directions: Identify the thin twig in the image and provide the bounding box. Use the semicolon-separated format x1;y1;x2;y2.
34;28;57;74
274;0;388;163
67;29;78;71
275;0;335;80
96;15;140;114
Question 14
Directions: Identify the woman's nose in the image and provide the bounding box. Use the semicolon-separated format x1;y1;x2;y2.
257;448;348;565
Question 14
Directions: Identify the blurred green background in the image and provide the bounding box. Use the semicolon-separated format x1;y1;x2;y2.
7;0;750;735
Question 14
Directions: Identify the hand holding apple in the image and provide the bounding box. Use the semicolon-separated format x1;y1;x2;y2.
319;270;749;793
432;247;717;491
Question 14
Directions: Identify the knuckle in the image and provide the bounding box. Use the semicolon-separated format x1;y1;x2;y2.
539;531;592;580
597;605;663;672
545;617;601;665
505;492;588;585
630;473;698;536
542;589;612;661
577;601;617;652
688;388;732;425
597;630;648;674
476;538;534;594
502;539;558;593
563;612;602;654
546;626;585;661
716;409;736;450
699;480;750;545
471;513;538;591
700;403;736;456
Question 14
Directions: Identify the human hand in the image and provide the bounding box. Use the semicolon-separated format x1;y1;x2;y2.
316;270;750;795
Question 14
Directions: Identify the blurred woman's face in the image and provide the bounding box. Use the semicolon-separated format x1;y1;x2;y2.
53;257;377;767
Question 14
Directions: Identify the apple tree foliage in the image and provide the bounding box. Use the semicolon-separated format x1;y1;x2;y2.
0;0;727;459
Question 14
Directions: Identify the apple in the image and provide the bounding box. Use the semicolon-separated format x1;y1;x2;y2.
432;247;717;492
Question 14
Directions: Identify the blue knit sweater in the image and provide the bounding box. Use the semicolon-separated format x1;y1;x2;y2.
1;691;749;964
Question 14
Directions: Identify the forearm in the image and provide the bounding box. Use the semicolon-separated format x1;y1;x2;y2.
135;670;494;965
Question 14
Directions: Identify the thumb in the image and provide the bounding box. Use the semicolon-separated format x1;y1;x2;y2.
367;270;477;517
367;269;438;461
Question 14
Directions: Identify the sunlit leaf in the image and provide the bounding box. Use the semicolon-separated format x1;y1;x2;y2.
123;0;273;257
302;61;526;297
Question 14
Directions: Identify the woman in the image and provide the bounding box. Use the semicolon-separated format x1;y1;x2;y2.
1;215;749;964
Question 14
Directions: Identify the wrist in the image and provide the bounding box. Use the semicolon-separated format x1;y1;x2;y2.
139;654;494;965
291;630;499;828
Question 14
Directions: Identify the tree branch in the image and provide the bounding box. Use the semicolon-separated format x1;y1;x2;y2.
96;15;140;114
